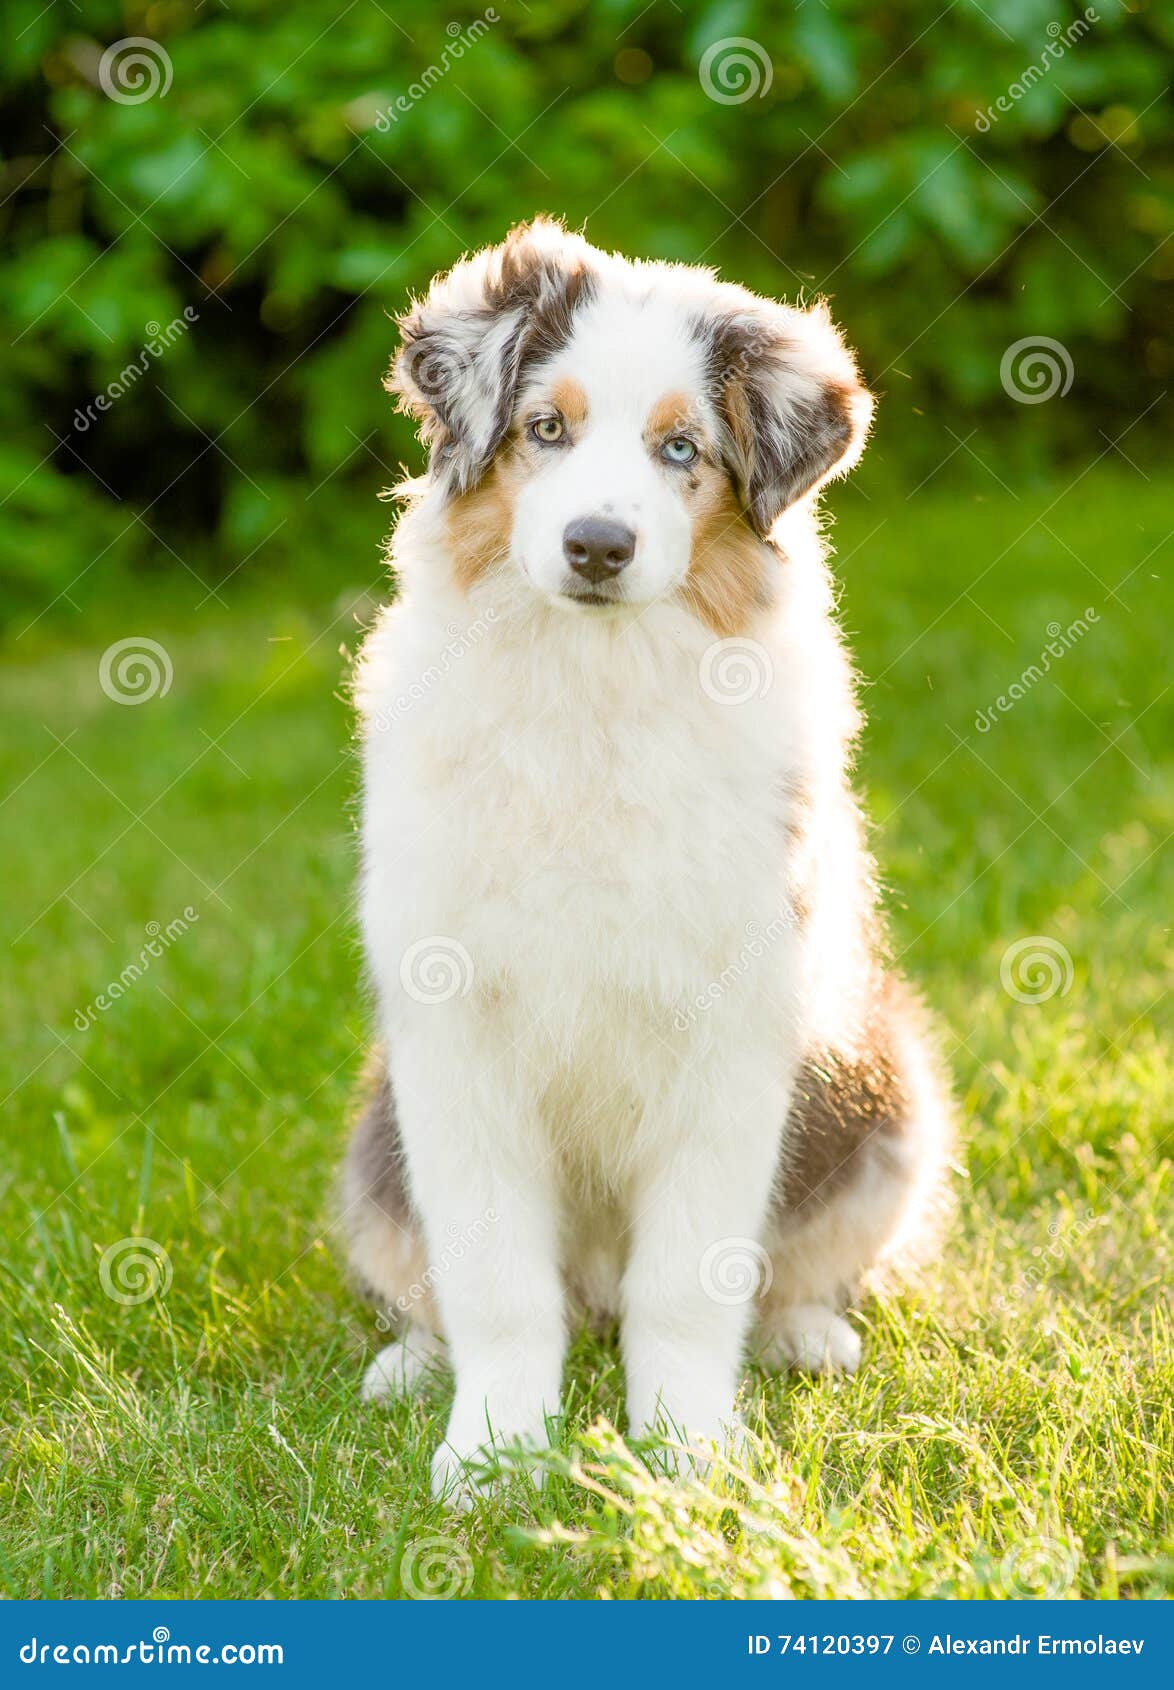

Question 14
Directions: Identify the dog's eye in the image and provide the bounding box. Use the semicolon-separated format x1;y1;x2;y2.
661;436;697;465
531;416;565;444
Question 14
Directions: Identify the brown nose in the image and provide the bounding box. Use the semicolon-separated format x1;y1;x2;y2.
563;516;636;584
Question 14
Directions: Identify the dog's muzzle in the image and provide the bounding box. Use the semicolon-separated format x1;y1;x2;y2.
561;515;635;605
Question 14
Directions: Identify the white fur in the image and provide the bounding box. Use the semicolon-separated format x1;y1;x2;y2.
358;554;801;1490
512;293;706;603
352;231;944;1501
763;1305;862;1375
361;1332;444;1402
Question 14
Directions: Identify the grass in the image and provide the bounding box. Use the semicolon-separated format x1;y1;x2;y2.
0;462;1170;1600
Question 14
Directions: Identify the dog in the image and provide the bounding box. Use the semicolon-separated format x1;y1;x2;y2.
343;218;951;1500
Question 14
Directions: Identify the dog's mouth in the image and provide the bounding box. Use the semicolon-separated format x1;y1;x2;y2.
559;583;626;610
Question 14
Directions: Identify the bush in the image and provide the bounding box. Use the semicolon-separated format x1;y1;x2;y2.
1;0;1169;620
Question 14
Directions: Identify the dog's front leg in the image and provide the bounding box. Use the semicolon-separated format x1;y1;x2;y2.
622;1063;786;1460
390;1024;564;1503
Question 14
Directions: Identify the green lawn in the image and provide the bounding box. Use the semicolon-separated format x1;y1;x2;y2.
1;463;1170;1599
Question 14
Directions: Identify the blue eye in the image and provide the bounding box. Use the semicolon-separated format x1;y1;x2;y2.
661;436;697;465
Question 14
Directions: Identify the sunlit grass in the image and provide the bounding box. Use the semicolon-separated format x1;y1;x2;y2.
1;465;1169;1597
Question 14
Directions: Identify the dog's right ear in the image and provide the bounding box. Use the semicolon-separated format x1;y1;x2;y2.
388;218;595;494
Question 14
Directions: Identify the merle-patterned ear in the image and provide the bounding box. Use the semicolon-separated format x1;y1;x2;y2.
705;300;873;537
388;218;596;494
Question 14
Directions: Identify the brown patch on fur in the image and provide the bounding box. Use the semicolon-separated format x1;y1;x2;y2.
679;465;775;638
445;455;517;591
550;376;588;428
717;371;757;493
346;1052;418;1236
777;976;922;1217
646;390;695;440
507;234;596;379
701;309;870;535
342;1048;438;1328
392;220;597;490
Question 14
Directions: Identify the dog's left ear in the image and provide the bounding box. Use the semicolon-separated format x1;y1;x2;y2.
706;300;873;537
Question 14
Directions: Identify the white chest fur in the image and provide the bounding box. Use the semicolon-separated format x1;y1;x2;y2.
357;576;807;1143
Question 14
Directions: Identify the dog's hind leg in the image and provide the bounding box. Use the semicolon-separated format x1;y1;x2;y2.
342;1052;445;1402
758;976;950;1375
359;1330;445;1403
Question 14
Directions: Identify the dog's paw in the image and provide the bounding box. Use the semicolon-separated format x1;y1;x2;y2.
429;1405;552;1508
360;1333;443;1404
641;1417;747;1482
430;1442;480;1512
768;1305;862;1375
429;1438;541;1509
634;1384;745;1480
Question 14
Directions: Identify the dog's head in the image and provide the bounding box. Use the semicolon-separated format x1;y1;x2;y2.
389;218;872;632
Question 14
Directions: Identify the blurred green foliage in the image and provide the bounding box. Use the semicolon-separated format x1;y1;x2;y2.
1;0;1169;621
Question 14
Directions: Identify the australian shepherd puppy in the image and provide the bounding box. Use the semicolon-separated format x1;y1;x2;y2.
344;218;950;1501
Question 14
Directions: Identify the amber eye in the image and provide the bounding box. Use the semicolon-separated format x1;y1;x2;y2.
661;436;697;465
531;416;565;444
